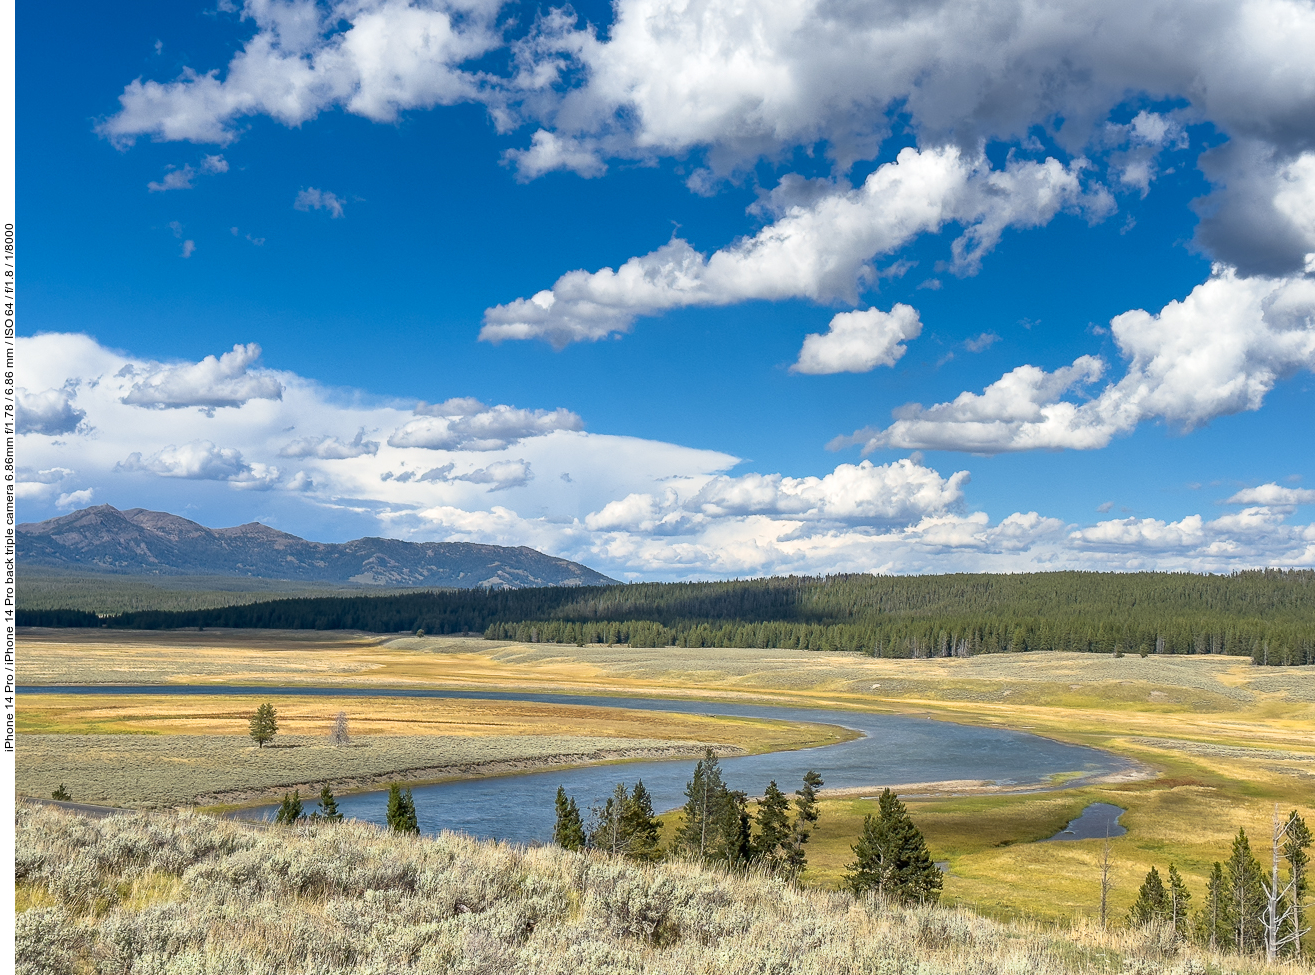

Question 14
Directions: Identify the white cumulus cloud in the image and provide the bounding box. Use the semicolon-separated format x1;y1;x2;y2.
836;270;1315;453
792;305;922;375
388;402;584;451
481;147;1104;346
98;0;503;146
1226;483;1315;506
148;154;228;192
115;441;239;479
96;0;1315;275
456;459;533;491
280;428;380;459
121;343;284;410
56;489;95;510
585;459;968;533
20;331;1315;579
16;467;76;501
17;386;86;436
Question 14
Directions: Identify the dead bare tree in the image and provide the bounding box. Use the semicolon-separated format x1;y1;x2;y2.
1263;805;1311;961
331;711;350;747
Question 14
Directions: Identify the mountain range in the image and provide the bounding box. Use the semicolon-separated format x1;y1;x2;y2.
18;505;615;589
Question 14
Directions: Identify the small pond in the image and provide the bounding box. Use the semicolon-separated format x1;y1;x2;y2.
1043;802;1127;841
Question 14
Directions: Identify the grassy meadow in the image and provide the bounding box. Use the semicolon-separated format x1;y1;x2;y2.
18;628;1315;937
17;691;852;808
18;733;730;809
17;802;1309;975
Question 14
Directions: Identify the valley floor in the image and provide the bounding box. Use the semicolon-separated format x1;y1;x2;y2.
17;629;1315;934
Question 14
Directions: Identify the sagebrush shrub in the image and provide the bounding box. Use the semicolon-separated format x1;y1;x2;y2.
15;906;79;975
14;805;1304;975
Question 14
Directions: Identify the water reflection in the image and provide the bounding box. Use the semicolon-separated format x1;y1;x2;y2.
1043;802;1127;841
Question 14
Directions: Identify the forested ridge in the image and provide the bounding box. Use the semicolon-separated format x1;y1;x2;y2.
21;569;1315;665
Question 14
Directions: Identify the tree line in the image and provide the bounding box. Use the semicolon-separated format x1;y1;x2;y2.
20;569;1315;665
1128;810;1310;961
552;750;943;904
552;752;829;877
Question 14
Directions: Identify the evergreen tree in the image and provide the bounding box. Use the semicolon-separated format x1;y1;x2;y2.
1277;810;1311;959
274;790;303;824
386;784;419;834
678;750;750;865
50;784;71;801
1195;862;1230;949
591;783;631;855
796;770;823;828
726;789;752;867
781;769;825;875
1168;864;1192;939
752;780;792;864
1130;866;1169;926
248;703;278;748
622;780;663;862
680;749;728;861
313;783;342;822
1227;827;1266;953
553;786;585;851
843;788;942;905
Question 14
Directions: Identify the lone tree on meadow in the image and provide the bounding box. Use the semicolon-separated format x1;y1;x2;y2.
844;788;942;905
51;784;71;801
330;711;350;747
249;703;278;748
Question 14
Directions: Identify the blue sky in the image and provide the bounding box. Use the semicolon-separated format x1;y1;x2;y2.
16;0;1315;579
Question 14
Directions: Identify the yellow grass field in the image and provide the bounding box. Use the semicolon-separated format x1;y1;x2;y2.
20;628;1315;927
17;691;854;807
20;732;731;808
17;691;848;747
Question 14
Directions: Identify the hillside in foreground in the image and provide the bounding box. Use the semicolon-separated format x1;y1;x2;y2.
19;504;615;589
16;804;1300;975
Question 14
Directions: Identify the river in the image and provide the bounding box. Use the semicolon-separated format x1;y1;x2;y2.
20;684;1137;843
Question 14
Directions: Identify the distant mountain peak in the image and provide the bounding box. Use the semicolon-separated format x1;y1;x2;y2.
19;505;615;589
